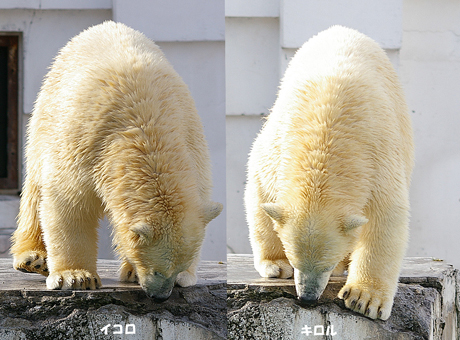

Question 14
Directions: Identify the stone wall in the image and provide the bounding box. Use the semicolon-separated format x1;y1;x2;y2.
0;259;226;340
227;255;459;340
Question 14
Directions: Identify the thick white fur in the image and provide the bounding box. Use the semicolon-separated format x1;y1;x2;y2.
245;26;413;320
11;21;222;298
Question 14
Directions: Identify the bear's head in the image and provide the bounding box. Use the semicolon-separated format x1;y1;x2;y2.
261;203;367;302
118;201;222;301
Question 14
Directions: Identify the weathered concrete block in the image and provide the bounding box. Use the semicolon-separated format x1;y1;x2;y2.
0;259;226;339
227;254;459;340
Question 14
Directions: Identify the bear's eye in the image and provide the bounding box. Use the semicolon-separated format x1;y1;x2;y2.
323;265;335;272
154;271;165;278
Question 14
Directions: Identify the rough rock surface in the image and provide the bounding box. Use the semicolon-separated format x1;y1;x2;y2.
0;259;226;340
227;255;458;340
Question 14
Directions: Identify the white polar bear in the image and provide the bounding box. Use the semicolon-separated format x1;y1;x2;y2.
245;26;414;320
11;21;222;301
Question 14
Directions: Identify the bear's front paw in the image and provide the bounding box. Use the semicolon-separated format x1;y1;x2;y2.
46;270;101;290
338;283;393;320
119;261;138;283
175;271;197;287
13;250;48;276
257;259;293;279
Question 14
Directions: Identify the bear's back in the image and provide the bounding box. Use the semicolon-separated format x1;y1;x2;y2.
255;26;413;206
35;21;188;125
27;21;213;203
274;26;406;125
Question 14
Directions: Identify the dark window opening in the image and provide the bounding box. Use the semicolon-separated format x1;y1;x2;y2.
0;36;18;190
0;46;9;178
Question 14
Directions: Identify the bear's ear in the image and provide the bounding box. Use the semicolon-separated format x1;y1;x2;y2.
343;215;368;231
261;203;285;223
130;223;153;241
203;201;223;224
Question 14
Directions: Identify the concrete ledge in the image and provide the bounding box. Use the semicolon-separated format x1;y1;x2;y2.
0;259;226;339
227;254;459;340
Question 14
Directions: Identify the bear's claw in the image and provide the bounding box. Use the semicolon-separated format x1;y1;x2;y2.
338;283;392;320
13;250;48;276
46;270;101;290
119;260;138;283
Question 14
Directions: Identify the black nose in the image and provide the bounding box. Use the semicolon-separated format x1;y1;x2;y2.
298;294;319;305
152;296;169;303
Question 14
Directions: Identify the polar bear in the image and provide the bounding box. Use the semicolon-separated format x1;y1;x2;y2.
245;26;413;320
11;21;222;301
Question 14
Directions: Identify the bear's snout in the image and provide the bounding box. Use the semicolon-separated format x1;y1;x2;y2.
140;272;176;302
298;292;320;304
148;288;173;303
143;283;174;301
152;296;169;303
294;268;332;303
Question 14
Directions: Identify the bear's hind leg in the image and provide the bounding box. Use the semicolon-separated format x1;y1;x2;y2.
11;178;48;276
40;188;103;290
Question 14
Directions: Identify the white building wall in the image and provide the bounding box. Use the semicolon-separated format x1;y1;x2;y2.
400;0;460;268
0;0;226;261
280;0;403;49
1;0;459;269
225;15;280;253
226;0;460;269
